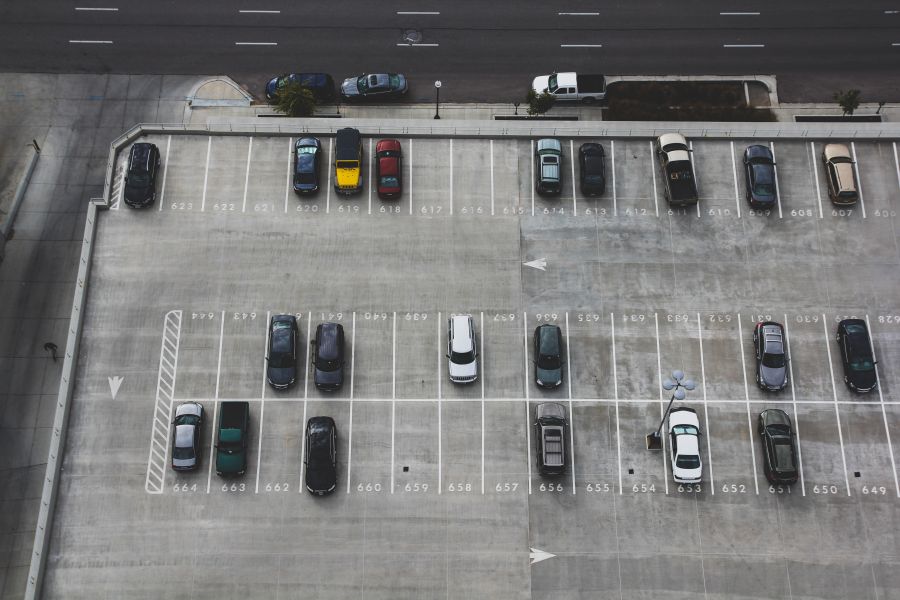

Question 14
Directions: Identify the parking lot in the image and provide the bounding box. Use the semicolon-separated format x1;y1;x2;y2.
46;131;900;599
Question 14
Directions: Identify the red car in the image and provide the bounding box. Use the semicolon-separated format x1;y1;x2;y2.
375;139;402;199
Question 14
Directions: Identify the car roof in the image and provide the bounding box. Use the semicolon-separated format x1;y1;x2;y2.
450;315;473;352
175;402;202;418
761;408;791;428
658;133;687;149
376;139;401;152
537;138;562;153
669;407;699;428
316;323;343;361
580;142;603;156
308;416;335;432
174;424;196;447
824;143;851;161
536;402;566;420
537;324;561;353
745;144;773;161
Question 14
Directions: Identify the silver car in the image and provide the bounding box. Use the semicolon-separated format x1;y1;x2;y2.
753;321;788;391
171;402;203;471
447;314;477;383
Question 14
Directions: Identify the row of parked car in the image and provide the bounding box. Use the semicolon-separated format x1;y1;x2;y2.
264;72;408;104
169;316;875;494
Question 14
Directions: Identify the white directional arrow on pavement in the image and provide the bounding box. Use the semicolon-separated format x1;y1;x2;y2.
529;547;556;565
108;376;124;400
523;258;547;271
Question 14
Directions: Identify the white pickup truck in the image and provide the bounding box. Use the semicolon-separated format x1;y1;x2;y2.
531;72;607;103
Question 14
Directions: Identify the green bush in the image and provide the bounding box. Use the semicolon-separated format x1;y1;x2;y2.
604;81;775;122
273;81;317;118
526;88;555;116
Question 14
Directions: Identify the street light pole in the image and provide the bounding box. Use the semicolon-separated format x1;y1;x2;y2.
646;370;695;450
434;80;441;119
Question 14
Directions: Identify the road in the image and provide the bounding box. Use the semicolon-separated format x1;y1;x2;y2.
1;2;900;102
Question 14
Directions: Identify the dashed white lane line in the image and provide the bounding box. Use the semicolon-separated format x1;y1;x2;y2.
242;137;252;214
566;312;575;495
561;44;603;48
523;312;532;494
69;40;113;44
283;137;292;214
158;135;171;212
201;136;211;211
783;316;806;496
397;11;439;14
611;140;617;216
75;7;119;10
559;12;599;15
809;141;824;219
737;314;760;494
611;313;622;494
654;312;669;493
239;9;281;13
396;43;439;47
723;44;765;48
255;310;271;494
866;315;900;497
347;312;356;494
850;142;867;218
235;42;278;46
720;11;760;15
730;141;741;219
206;312;225;495
697;313;714;495
822;314;852;496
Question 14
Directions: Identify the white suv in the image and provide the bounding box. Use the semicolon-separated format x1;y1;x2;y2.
447;314;477;383
668;407;702;484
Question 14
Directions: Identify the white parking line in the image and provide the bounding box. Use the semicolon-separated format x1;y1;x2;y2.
570;140;578;215
438;312;442;493
524;312;532;493
611;313;622;494
697;314;714;494
283;137;292;214
650;141;659;218
850;142;867;218
559;12;599;15
723;44;765;48
391;311;397;493
158;135;171;212
201;136;211;211
303;312;311;398
720;11;760;15
69;40;113;44
242;137;253;214
822;314;852;496
408;138;414;216
737;315;760;494
730;141;741;218
490;140;495;216
611;140;617;216
769;141;783;218
206;313;225;494
347;312;356;493
449;139;453;215
235;42;277;46
239;9;280;13
866;315;900;497
654;313;669;493
689;140;701;218
566;312;575;494
368;138;373;215
326;137;333;214
810;141;824;219
893;142;900;193
256;310;271;494
783;316;806;496
481;311;485;494
531;140;535;217
397;10;439;14
75;7;119;10
561;44;603;48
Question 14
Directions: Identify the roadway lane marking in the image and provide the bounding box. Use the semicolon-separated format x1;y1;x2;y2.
206;312;225;494
723;44;765;48
408;138;414;215
368;138;373;215
523;312;532;494
145;310;182;494
437;312;442;493
397;43;439;47
75;7;119;10
697;313;714;495
481;311;485;494
397;11;440;14
770;141;783;218
69;40;112;44
490;140;495;216
255;310;270;494
449;139;453;215
865;315;900;497
720;11;760;15
530;140;535;216
822;314;851;496
783;316;806;496
611;140;617;216
893;143;900;193
239;9;281;13
611;313;622;494
297;311;311;494
235;42;278;46
326;137;333;214
737;314;760;494
565;312;575;495
730;141;741;218
283;137;291;214
158;135;171;212
390;311;397;493
201;136;211;211
809;141;824;218
850;141;867;218
242;137;252;214
346;312;356;493
559;12;599;16
688;140;701;217
560;44;603;48
650;141;659;217
654;312;669;494
570;140;577;216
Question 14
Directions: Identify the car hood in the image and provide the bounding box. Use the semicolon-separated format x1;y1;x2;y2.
172;455;197;469
536;366;562;387
124;181;151;200
267;366;295;387
449;360;477;379
760;364;786;388
315;367;343;388
532;75;550;94
306;466;336;493
341;78;360;96
673;465;702;481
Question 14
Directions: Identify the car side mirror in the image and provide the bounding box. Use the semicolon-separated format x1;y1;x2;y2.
445;353;450;359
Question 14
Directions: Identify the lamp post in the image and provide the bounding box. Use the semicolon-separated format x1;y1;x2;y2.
434;80;442;119
646;370;695;450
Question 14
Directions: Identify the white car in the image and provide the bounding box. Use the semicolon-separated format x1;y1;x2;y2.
668;407;702;484
447;314;477;383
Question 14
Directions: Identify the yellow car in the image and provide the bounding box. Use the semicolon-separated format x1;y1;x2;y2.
334;128;362;194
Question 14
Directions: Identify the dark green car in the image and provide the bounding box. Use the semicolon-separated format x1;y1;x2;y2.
533;324;564;388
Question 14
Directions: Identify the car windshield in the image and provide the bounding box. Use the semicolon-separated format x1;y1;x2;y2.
676;454;701;469
584;175;604;184
762;352;785;368
380;176;400;188
389;74;401;89
850;358;875;371
175;414;200;427
318;358;341;372
357;76;369;92
548;74;558;91
173;446;194;459
450;350;475;364
296;146;317;155
129;172;150;186
537;353;560;370
672;425;698;436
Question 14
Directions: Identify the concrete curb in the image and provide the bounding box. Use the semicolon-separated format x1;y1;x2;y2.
0;141;40;263
26;195;107;600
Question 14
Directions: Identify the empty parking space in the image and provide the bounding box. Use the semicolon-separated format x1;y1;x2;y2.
490;139;525;217
351;311;394;399
617;403;668;494
395;312;437;399
838;403;898;495
567;311;614;400
451;138;492;216
613;138;656;218
395;401;440;494
611;311;658;400
692;139;740;216
245;136;290;214
794;403;848;496
412;138;452;216
205;136;250;213
571;402;619;494
441;401;482;494
346;401;392;494
161;136;208;211
482;312;523;399
483;401;528;495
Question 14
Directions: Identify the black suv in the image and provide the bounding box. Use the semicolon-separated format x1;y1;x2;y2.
534;403;567;476
266;315;298;390
305;416;337;495
578;142;606;196
312;322;345;391
124;142;161;208
836;319;877;392
758;409;798;485
533;324;563;388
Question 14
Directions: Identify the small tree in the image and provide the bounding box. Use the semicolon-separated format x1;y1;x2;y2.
526;89;555;116
274;81;317;117
834;89;861;117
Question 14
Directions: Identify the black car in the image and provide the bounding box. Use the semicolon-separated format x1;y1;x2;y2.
836;319;877;392
578;143;606;196
312;322;345;391
758;409;799;485
534;403;567;476
293;137;322;194
265;73;336;103
171;402;203;471
753;321;788;391
743;145;778;208
340;73;408;101
305;416;337;495
267;315;298;390
123;142;161;208
533;324;564;388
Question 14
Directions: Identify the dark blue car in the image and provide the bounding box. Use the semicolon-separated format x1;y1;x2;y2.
293;137;322;195
265;73;335;103
743;145;778;208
